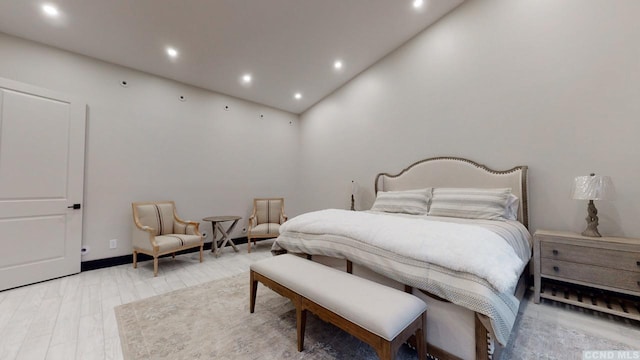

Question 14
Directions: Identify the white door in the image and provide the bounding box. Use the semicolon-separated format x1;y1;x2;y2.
0;77;85;291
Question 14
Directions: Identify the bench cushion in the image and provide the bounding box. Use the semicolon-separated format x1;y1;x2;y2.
250;254;427;341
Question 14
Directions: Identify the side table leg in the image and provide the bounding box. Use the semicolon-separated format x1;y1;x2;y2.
215;221;240;253
211;221;220;257
225;219;240;252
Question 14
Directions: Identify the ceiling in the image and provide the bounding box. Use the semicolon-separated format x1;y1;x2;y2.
0;0;463;114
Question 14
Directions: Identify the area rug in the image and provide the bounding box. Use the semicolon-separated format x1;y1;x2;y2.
115;272;635;360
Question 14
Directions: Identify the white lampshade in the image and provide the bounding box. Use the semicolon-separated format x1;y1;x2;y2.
572;174;611;201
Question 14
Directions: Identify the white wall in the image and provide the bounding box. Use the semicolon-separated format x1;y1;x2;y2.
0;32;300;261
299;0;640;237
2;0;639;262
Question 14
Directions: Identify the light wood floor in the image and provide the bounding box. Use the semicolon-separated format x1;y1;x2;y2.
0;241;638;360
0;242;273;360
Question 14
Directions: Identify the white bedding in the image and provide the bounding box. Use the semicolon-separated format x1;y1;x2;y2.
273;208;532;346
279;209;526;293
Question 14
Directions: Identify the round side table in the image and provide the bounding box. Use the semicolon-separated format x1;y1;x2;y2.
202;215;241;257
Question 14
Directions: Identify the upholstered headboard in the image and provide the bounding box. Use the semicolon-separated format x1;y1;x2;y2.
375;157;529;228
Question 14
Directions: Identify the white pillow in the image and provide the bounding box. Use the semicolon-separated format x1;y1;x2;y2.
371;188;431;215
428;188;512;220
504;194;520;221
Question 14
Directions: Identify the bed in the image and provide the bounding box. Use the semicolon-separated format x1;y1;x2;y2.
272;156;531;360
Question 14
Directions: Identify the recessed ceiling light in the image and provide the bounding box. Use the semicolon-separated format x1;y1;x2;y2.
42;3;59;17
242;74;252;84
166;47;178;58
334;60;343;70
413;0;424;9
294;93;302;100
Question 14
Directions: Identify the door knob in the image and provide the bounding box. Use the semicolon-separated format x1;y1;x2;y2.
67;203;81;210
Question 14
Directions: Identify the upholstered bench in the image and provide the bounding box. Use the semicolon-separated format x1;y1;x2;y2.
250;254;427;360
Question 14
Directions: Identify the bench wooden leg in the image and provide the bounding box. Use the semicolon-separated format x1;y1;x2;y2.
296;304;307;352
416;312;427;360
377;342;393;360
250;271;258;313
133;251;138;269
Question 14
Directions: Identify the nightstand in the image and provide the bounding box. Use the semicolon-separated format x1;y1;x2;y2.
533;230;640;321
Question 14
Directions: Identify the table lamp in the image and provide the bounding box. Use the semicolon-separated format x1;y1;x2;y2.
571;173;611;237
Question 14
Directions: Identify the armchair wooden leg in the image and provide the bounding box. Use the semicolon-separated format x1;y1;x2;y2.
172;252;175;259
153;256;159;277
133;251;138;269
199;245;203;263
247;237;252;253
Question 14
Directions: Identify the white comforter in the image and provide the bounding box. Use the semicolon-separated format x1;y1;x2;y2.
279;209;524;293
275;209;532;346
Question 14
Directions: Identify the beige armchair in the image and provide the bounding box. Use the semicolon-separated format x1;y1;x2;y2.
247;198;287;253
131;201;204;276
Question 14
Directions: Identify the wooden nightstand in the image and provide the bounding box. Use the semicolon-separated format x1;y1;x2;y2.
533;230;640;321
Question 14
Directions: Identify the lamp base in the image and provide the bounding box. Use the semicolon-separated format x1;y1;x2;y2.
581;227;601;237
581;200;602;237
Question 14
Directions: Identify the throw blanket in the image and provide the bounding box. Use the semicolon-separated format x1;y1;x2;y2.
274;209;532;346
279;209;523;293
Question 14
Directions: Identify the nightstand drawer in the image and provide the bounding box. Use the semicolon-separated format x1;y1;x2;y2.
541;259;640;294
541;241;640;272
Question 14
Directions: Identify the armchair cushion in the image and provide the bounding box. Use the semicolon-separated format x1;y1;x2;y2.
248;223;280;236
155;234;203;253
135;203;175;235
255;199;285;225
174;221;198;235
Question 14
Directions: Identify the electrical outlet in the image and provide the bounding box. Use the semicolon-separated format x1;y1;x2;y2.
109;239;117;249
202;232;208;239
242;227;247;233
81;246;90;256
